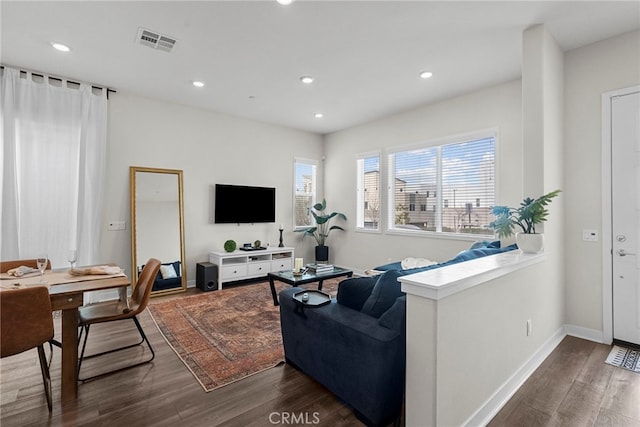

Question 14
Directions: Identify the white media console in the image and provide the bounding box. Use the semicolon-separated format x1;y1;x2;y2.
209;246;294;290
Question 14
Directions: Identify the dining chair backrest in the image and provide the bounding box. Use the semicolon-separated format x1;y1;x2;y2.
129;258;161;314
0;286;54;357
0;259;52;273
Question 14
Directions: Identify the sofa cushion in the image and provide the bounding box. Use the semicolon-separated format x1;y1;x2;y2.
378;296;406;332
452;244;518;262
337;276;377;312
469;239;501;249
361;269;406;318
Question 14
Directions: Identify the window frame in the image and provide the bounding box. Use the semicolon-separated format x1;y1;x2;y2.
356;151;382;233
293;157;318;230
385;128;497;239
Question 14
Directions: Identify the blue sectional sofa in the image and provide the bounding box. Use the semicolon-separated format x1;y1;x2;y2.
278;241;517;426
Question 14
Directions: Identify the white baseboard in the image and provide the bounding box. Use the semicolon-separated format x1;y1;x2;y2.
464;327;566;427
564;324;606;344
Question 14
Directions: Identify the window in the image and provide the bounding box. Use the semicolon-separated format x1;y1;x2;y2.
387;131;495;236
356;153;381;230
294;158;317;228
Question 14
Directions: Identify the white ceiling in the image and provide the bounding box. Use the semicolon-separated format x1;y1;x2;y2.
2;1;639;135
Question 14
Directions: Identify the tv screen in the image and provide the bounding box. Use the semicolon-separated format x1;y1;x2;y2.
214;184;276;224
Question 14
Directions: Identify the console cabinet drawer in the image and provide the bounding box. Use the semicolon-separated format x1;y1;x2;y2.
248;261;270;276
271;259;292;271
221;264;248;280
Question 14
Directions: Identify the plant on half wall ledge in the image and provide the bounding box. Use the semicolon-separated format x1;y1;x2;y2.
489;189;561;253
296;198;347;262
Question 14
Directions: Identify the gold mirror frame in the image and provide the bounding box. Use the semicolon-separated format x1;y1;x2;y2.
130;166;186;296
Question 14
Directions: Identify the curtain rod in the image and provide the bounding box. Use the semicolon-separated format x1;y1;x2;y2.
0;64;117;98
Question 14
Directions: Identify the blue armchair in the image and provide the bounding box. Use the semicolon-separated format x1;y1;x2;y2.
279;276;406;427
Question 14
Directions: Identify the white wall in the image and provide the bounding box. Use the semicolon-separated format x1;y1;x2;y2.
324;79;523;270
403;24;567;426
100;93;323;284
564;30;640;336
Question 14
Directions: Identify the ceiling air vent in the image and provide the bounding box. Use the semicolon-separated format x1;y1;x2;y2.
136;27;176;53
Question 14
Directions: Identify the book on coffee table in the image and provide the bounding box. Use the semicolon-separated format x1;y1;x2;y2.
306;263;334;274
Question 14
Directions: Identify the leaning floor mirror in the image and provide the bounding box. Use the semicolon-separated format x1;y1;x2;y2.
130;166;186;296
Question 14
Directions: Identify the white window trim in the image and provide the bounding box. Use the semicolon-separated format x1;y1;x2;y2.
355;150;382;233
293;157;318;230
385;128;498;239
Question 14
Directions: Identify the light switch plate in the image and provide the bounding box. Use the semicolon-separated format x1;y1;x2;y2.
582;229;598;242
108;221;126;231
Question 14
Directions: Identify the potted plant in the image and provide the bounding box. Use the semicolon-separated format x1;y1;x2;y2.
296;198;347;262
489;190;560;253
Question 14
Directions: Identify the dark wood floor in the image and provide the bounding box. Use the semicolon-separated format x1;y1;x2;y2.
1;287;639;426
489;335;640;427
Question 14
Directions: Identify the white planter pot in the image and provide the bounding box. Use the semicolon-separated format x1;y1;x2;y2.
516;233;545;254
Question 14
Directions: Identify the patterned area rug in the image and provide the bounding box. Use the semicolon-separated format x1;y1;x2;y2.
605;345;640;374
148;278;340;391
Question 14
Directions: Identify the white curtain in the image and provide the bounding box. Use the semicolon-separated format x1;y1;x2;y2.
1;66;107;268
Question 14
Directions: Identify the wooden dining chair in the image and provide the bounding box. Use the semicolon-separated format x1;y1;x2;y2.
0;258;52;273
0;286;55;411
1;258;61;355
77;258;161;382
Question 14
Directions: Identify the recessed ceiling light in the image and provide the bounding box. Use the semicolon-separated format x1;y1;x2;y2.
300;75;314;84
314;113;324;119
51;42;71;52
192;81;205;88
419;71;433;79
277;0;294;5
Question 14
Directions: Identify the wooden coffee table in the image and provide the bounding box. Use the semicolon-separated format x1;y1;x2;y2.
268;267;353;306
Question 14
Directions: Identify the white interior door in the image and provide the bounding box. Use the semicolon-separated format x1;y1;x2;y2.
612;90;640;346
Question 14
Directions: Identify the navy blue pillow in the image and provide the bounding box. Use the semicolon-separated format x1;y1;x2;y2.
453;245;517;262
337;277;377;311
361;270;406;318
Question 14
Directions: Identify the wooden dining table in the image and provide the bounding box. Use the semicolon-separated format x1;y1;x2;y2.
0;267;130;402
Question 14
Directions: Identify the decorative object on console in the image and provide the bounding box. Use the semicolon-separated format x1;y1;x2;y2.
489;189;561;254
295;198;346;262
223;239;237;252
254;240;261;248
278;224;284;247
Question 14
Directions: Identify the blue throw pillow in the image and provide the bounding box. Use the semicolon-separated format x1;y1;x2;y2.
361;269;406;318
337;276;377;311
469;240;501;249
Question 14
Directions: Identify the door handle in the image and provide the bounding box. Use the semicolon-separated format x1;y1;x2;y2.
616;249;636;257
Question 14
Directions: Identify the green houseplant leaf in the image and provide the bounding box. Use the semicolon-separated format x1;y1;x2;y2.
295;198;347;246
489;190;560;238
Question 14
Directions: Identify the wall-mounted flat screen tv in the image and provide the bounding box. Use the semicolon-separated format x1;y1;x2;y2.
214;184;276;224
